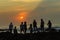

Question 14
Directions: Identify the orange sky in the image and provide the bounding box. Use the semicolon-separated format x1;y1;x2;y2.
0;0;60;28
15;11;28;22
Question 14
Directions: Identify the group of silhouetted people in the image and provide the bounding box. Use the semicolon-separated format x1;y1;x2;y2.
9;19;52;34
20;22;27;34
9;22;17;34
40;19;52;32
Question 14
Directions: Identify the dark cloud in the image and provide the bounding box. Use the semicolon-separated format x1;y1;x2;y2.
29;0;60;26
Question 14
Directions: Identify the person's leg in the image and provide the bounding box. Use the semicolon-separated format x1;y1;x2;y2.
10;29;12;33
20;29;22;33
24;29;26;34
36;27;37;31
34;27;35;33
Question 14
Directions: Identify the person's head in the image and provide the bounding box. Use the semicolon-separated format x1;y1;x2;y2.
49;20;51;22
33;19;37;23
15;26;16;29
21;22;23;24
24;21;27;24
41;19;43;21
30;24;32;27
34;19;36;21
10;22;13;25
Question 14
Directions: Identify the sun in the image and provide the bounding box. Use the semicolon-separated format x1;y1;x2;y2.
15;11;28;22
20;16;24;19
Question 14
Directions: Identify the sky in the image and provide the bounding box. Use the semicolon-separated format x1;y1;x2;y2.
0;0;60;28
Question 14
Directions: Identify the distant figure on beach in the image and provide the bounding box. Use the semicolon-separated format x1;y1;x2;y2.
47;20;52;30
40;19;44;32
20;22;24;33
29;24;33;34
9;22;13;33
14;26;17;35
33;19;37;32
24;21;27;34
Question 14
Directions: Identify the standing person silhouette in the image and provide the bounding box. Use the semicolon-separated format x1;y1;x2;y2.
24;21;27;34
40;19;44;32
20;22;24;33
29;24;33;34
14;26;17;35
9;22;13;33
33;19;37;32
47;20;52;30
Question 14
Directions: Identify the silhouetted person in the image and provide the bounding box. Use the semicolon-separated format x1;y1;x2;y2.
29;24;33;34
33;19;37;32
9;22;13;33
40;19;44;32
47;20;52;30
20;22;24;33
14;26;17;35
24;21;27;34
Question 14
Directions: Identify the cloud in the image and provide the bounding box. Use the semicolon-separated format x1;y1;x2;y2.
28;0;60;26
0;0;41;13
11;0;42;2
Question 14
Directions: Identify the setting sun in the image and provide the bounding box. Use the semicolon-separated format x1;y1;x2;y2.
20;16;24;19
15;12;28;22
